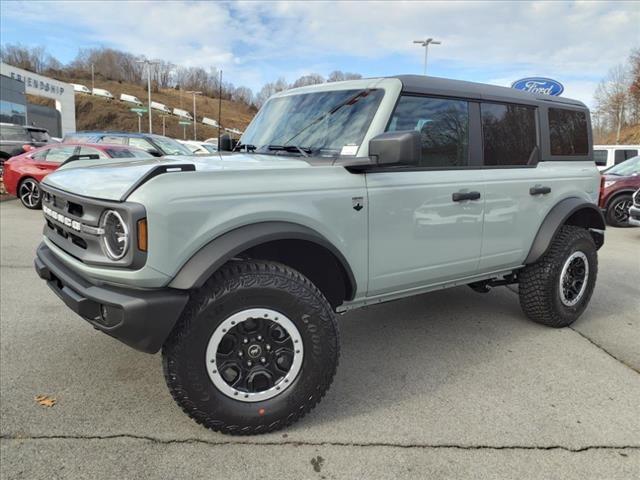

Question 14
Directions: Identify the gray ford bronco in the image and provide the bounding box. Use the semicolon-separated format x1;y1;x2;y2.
34;75;605;434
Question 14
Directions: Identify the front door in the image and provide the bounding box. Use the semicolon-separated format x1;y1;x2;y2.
366;95;485;297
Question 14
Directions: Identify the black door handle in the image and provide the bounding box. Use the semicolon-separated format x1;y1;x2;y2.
530;185;551;195
452;191;481;202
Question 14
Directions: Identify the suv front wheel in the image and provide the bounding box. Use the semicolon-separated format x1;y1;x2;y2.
162;260;339;435
518;226;598;328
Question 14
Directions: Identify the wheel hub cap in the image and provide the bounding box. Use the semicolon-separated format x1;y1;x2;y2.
205;308;304;402
559;251;589;307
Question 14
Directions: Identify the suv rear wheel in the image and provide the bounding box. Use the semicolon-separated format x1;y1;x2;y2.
519;226;597;328
605;194;633;227
162;260;339;435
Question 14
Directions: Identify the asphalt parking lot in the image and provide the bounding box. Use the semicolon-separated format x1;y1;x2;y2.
0;198;638;479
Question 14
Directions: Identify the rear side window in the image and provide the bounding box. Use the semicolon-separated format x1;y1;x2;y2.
105;148;151;159
387;95;469;167
481;103;537;166
614;149;638;164
593;150;608;166
45;146;78;163
548;108;588;156
28;129;50;142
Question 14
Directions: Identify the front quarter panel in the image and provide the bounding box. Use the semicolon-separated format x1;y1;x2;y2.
127;165;369;297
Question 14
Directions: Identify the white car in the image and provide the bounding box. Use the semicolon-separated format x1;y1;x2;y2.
202;117;219;128
92;88;114;100
151;101;172;114
178;140;218;154
173;108;193;120
120;93;143;106
71;83;91;94
593;144;639;170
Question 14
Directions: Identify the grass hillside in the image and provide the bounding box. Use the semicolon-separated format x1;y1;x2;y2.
29;76;256;141
595;124;640;145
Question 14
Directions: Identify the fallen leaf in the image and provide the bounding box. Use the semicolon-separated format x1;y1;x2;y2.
35;395;57;408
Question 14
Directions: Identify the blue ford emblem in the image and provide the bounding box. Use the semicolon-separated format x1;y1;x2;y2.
511;77;564;96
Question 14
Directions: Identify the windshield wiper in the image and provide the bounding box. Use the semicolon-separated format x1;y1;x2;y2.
267;144;312;157
233;142;257;152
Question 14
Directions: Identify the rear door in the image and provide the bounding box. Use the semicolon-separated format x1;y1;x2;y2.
479;104;592;272
366;95;485;297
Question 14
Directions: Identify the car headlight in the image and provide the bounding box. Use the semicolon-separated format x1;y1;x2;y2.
100;210;129;260
604;180;617;188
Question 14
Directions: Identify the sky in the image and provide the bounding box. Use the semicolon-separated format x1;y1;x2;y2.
1;0;639;106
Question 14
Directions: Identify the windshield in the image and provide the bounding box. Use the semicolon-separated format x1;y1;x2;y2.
241;89;384;157
605;156;640;176
152;136;192;155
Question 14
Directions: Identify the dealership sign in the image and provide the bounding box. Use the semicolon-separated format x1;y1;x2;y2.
511;77;564;96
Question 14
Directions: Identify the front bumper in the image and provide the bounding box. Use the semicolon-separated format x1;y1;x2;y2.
34;243;188;353
628;206;640;227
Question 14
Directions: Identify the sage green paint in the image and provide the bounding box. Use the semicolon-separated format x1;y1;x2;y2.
40;77;601;308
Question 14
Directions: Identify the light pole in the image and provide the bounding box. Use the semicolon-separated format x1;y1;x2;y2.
91;63;95;92
137;59;159;133
413;38;441;75
186;91;202;140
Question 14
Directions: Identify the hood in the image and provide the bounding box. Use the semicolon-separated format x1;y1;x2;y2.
42;153;313;201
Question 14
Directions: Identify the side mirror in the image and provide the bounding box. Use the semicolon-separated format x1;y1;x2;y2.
368;130;421;166
219;134;233;152
147;148;162;157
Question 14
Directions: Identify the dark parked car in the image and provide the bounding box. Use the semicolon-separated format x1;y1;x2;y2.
599;156;640;227
0;123;52;175
62;131;192;157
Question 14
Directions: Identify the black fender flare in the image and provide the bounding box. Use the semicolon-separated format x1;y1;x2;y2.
524;197;605;264
169;221;357;299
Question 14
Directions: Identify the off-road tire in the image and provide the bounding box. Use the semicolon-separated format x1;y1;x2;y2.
519;225;597;328
605;194;633;228
162;260;339;435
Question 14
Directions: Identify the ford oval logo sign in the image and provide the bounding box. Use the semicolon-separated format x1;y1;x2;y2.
511;77;564;96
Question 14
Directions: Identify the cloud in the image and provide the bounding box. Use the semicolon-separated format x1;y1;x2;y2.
1;0;638;104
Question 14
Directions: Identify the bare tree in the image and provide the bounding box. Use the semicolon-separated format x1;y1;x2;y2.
327;70;362;82
291;73;324;88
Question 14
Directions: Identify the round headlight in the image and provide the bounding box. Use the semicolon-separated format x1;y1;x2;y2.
100;210;129;260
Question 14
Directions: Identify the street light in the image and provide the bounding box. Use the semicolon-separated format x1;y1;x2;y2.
413;38;441;75
91;63;95;92
186;90;202;140
136;59;159;133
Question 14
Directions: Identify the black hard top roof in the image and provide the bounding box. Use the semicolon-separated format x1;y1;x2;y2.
390;75;586;108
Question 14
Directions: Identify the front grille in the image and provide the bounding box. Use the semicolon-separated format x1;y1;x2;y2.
40;184;147;269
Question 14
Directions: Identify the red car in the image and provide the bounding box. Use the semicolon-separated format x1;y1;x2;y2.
3;143;153;209
599;155;640;227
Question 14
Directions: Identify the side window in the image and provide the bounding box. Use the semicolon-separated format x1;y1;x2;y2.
98;135;126;145
31;148;49;161
548;108;588;156
386;96;469;167
128;137;155;152
45;146;78;163
481;103;537;166
0;125;29;141
614;149;638;164
593;150;608;166
79;146;108;160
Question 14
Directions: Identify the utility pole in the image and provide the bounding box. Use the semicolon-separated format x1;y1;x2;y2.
91;63;95;92
616;104;624;144
137;59;159;134
161;115;166;136
137;112;142;133
186;91;202;140
413;38;441;75
218;70;223;146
